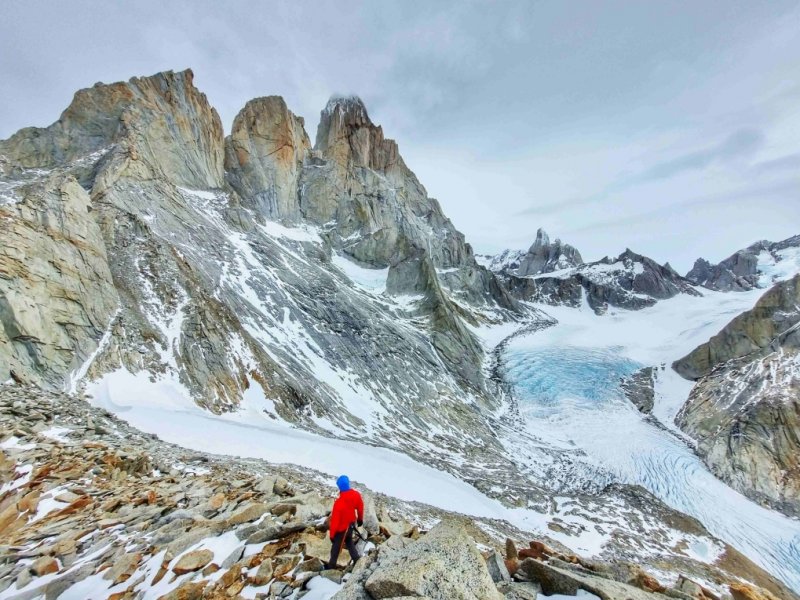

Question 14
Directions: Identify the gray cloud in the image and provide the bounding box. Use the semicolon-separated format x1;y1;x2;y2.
752;153;800;173
632;129;764;183
1;0;798;271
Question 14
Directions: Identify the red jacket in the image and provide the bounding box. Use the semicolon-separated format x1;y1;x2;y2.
329;489;364;539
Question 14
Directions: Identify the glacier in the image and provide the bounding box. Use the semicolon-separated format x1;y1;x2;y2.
502;290;800;590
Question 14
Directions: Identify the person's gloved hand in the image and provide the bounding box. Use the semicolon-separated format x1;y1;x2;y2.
357;519;364;527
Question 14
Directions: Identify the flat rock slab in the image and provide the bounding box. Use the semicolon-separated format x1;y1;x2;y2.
518;558;665;600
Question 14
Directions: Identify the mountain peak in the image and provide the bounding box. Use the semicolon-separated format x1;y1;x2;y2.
322;94;370;121
315;95;374;152
530;228;551;251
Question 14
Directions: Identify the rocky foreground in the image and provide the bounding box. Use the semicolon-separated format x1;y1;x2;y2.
1;386;794;600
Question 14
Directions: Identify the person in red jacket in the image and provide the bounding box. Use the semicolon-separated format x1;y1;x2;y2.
325;474;364;569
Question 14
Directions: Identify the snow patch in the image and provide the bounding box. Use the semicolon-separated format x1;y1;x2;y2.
258;220;322;243
331;253;389;294
758;246;800;287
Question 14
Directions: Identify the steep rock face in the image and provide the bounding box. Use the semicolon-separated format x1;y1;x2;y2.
298;97;516;312
224;96;311;220
675;276;800;516
0;174;119;388
386;245;485;390
494;246;699;314
686;235;800;292
673;275;800;380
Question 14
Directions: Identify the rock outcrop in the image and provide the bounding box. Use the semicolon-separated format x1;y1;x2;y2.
360;521;504;600
0;174;119;389
686;234;800;292
673;275;800;380
674;275;800;516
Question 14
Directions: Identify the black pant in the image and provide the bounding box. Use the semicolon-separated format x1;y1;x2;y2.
327;525;359;569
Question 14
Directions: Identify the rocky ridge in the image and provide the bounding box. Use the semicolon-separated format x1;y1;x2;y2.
1;385;794;600
674;275;800;516
686;235;800;292
486;239;700;314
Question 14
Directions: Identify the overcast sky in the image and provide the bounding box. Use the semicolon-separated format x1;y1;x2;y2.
2;1;798;271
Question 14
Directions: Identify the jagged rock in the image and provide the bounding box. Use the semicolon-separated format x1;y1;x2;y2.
512;229;583;276
301;95;518;315
172;549;213;575
252;559;274;585
496;581;541;600
104;552;142;585
208;492;226;511
226;502;270;525
157;580;207;600
0;174;119;389
674;575;719;600
674;275;800;379
730;582;781;600
220;545;245;569
364;521;504;599
506;538;519;560
30;556;59;576
675;276;800;515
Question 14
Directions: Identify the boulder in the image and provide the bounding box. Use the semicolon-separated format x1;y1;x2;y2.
496;581;541;600
226;502;270;525
172;549;214;575
103;552;142;585
364;521;504;600
505;538;518;560
252;559;273;586
157;580;207;600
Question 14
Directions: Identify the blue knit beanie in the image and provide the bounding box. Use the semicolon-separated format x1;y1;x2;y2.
336;475;350;491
